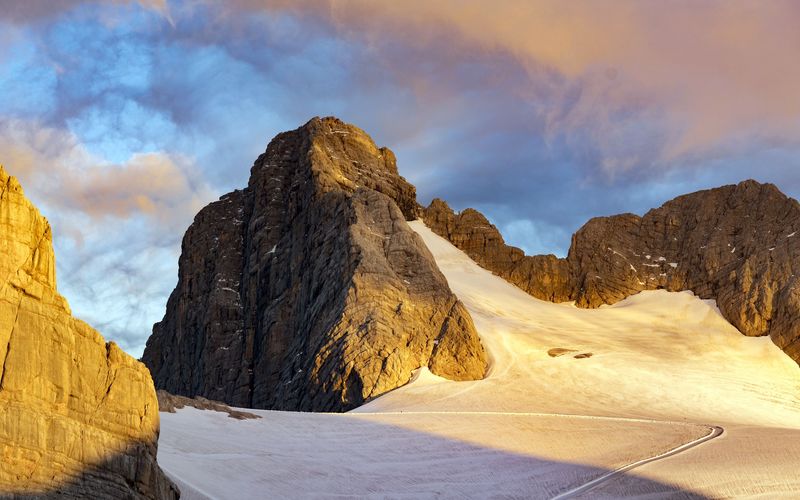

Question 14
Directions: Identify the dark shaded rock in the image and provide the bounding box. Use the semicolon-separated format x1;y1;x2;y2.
547;348;578;357
156;390;260;420
1;445;179;500
424;180;800;366
142;117;487;412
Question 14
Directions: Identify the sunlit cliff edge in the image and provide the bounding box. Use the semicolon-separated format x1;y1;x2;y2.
0;165;177;499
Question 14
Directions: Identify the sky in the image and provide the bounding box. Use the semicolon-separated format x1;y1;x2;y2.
1;0;799;357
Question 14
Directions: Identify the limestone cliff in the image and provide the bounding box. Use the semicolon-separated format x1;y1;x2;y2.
0;166;177;499
424;180;800;365
142;117;487;412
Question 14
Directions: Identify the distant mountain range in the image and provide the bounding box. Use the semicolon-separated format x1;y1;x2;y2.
424;179;800;366
143;118;800;413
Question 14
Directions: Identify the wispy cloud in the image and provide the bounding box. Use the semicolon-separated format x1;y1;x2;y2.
0;0;169;23
0;0;798;355
0;118;213;355
0;118;211;229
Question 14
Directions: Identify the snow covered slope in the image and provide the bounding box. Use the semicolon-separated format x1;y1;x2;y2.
361;222;800;426
159;221;800;499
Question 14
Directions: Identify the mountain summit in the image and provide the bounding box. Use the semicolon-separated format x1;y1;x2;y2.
142;117;487;412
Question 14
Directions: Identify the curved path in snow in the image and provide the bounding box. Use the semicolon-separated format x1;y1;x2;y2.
355;410;725;499
550;425;724;499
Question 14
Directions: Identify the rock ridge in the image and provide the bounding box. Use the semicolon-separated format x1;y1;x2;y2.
142;117;487;412
423;180;800;365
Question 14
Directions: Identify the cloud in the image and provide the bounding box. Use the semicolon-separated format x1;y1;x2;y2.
0;118;211;228
0;118;215;356
0;0;169;23
1;0;799;356
214;0;800;168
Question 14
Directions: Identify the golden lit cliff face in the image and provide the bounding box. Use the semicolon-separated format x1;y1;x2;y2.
0;168;61;310
0;165;175;498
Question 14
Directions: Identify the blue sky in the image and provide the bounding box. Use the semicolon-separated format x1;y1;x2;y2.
1;0;799;357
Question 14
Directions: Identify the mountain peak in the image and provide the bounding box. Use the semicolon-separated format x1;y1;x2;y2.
143;118;486;412
250;116;419;220
0;164;63;309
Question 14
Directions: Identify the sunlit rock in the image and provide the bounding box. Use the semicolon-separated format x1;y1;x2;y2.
0;165;178;499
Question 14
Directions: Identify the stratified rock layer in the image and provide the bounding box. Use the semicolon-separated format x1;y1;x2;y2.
424;180;800;365
0;167;178;499
142;117;487;412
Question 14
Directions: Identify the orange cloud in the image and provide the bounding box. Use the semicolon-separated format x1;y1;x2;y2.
59;153;209;222
0;119;212;237
222;0;800;164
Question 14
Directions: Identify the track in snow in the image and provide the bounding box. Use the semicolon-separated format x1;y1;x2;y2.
550;425;724;499
355;410;725;499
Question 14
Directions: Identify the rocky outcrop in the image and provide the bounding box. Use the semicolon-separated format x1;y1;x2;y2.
156;391;259;420
0;166;178;499
424;180;800;365
142;117;487;412
423;199;573;303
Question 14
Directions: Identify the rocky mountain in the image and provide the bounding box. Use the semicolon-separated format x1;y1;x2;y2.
142;117;487;412
424;180;800;365
0;167;177;499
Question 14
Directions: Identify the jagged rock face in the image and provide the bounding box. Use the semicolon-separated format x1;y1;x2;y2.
423;199;572;303
424;180;800;365
142;117;487;412
0;167;177;499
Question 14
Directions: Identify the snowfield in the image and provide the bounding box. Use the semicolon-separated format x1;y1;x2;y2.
159;221;800;499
